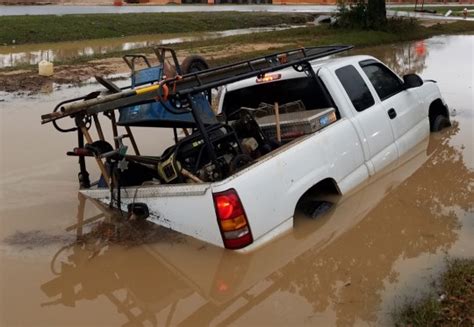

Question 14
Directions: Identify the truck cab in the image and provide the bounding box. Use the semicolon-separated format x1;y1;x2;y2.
218;55;449;176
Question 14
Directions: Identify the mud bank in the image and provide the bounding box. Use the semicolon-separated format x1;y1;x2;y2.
0;42;288;94
0;25;302;69
0;35;473;326
0;60;123;94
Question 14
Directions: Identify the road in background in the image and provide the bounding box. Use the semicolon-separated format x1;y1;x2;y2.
2;3;473;21
0;4;336;16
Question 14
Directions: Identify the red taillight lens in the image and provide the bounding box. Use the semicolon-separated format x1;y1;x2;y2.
215;193;243;220
213;189;253;249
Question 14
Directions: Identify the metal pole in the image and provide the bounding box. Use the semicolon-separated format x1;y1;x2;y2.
274;102;281;143
92;114;105;141
77;129;90;188
124;126;140;155
187;94;218;162
173;128;178;143
77;121;110;188
110;111;120;149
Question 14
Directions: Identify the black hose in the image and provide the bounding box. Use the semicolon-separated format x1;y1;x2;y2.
157;81;192;115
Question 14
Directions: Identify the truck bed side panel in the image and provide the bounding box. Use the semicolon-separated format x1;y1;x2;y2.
211;118;368;243
82;185;224;247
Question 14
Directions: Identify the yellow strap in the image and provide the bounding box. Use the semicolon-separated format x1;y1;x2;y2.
135;84;160;95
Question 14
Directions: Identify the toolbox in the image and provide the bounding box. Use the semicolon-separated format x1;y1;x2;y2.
256;108;337;140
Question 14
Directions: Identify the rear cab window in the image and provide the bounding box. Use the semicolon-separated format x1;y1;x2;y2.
221;76;335;117
335;65;375;112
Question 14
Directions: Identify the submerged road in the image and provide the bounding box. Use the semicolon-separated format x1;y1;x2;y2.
1;4;473;21
0;4;337;16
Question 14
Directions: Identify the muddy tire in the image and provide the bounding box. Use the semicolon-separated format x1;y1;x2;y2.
180;55;209;74
88;140;113;155
432;114;451;132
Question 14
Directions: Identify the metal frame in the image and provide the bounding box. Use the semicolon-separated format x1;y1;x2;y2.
42;45;353;189
153;46;183;76
42;45;353;124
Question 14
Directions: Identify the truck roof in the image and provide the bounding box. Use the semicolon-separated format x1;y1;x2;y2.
224;55;376;92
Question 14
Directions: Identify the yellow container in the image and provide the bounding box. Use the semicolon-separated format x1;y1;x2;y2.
38;60;54;77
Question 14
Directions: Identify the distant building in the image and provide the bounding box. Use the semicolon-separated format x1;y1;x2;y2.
146;0;473;4
1;0;473;5
162;0;341;3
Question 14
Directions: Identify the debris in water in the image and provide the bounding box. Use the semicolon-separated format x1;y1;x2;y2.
80;220;186;247
3;230;75;249
438;293;447;302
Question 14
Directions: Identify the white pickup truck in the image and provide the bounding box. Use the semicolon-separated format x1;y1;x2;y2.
83;54;450;251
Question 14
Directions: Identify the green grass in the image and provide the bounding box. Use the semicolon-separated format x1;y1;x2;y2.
394;258;474;326
0;12;313;45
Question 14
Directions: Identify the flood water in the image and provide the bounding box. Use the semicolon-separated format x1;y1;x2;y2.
0;35;473;326
0;25;303;69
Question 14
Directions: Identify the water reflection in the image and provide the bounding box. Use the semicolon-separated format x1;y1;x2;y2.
40;125;472;326
0;25;302;69
279;127;470;326
351;40;428;76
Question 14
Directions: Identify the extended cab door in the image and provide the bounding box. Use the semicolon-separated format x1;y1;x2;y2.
335;64;398;173
358;60;427;157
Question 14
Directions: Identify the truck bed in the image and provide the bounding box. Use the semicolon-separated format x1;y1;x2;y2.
81;117;358;250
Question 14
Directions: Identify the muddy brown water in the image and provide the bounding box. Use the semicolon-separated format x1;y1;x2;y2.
0;25;303;69
0;35;473;326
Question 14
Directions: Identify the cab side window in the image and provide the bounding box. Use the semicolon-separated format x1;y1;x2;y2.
360;62;404;101
335;65;375;112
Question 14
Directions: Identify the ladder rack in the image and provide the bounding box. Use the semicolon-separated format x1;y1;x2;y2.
41;45;352;124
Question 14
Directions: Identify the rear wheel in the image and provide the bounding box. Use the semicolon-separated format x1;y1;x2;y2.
432;114;451;132
180;55;209;74
180;55;211;102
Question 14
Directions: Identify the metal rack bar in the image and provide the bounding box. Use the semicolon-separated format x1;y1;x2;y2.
41;45;352;124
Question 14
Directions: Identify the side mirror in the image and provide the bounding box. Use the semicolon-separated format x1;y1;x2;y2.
403;74;423;89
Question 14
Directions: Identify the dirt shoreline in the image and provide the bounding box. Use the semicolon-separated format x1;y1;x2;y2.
0;58;128;94
0;42;288;94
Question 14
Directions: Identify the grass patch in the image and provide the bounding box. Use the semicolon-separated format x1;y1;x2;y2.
0;12;313;45
393;258;474;326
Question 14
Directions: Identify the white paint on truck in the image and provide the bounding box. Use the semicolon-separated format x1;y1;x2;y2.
82;55;449;251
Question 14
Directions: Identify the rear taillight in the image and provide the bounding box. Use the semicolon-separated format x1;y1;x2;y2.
213;189;253;249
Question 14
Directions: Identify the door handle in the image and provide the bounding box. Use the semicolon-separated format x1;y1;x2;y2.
388;108;397;119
